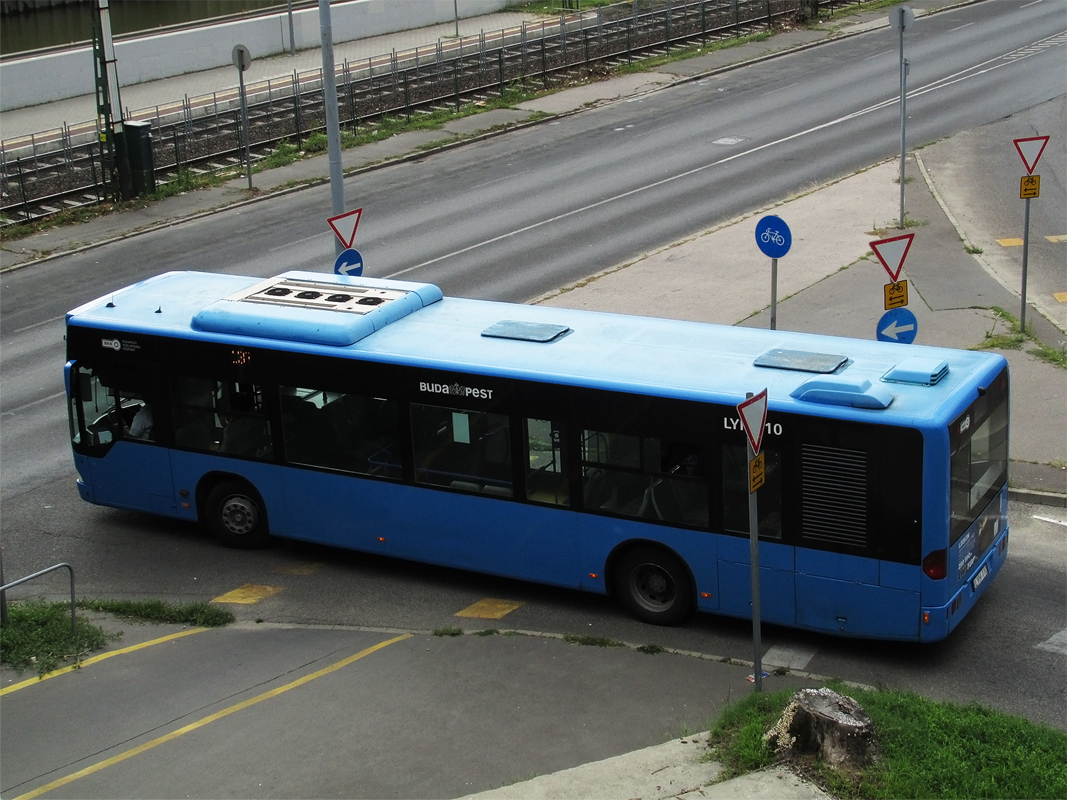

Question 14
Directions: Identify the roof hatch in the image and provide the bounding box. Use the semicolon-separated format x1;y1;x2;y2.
191;274;442;346
481;320;572;343
882;357;949;386
754;348;848;374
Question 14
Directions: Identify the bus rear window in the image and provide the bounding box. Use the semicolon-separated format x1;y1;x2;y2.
950;369;1008;542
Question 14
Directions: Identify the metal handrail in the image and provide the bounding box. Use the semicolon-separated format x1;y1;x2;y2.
0;563;77;636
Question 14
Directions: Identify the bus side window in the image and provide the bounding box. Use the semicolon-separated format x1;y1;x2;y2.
411;403;512;497
721;445;782;539
173;377;221;451
525;418;569;506
581;429;708;526
279;386;401;480
219;383;272;459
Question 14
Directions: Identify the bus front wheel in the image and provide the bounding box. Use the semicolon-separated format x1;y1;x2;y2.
204;480;270;549
614;547;693;626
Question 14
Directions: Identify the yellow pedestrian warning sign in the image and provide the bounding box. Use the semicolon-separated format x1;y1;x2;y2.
884;280;908;310
1020;175;1040;199
750;452;766;493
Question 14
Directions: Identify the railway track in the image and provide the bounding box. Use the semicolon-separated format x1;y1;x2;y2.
1;0;831;228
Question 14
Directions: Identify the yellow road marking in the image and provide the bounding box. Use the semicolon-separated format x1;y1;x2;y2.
455;598;525;619
13;633;411;800
211;583;283;604
1046;235;1067;243
273;562;322;576
1;628;207;696
996;238;1024;247
1054;292;1067;303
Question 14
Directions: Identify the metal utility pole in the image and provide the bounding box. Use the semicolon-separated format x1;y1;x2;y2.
232;45;253;191
287;0;296;56
890;5;914;229
93;0;132;200
320;0;346;256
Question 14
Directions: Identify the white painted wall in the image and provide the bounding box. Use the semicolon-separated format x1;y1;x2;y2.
0;0;508;111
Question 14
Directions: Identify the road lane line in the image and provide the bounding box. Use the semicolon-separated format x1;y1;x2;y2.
13;633;412;800
1;628;208;696
386;34;1062;281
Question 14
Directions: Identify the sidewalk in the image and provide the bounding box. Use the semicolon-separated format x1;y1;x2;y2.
0;2;1064;798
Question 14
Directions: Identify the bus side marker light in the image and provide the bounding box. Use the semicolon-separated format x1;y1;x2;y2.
923;611;930;625
588;573;599;579
700;592;712;599
377;537;386;542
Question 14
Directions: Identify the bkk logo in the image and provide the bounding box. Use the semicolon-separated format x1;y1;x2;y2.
101;338;122;351
419;381;494;400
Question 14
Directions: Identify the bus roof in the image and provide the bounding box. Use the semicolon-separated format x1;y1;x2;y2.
67;271;1006;425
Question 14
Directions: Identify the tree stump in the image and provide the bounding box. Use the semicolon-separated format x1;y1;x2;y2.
764;688;879;769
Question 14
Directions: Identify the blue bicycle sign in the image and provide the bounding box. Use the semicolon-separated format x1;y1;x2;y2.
755;215;791;259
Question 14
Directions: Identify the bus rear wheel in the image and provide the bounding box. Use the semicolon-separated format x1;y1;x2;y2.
614;547;693;626
204;480;270;549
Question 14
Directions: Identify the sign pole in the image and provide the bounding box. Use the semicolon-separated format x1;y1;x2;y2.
1012;135;1049;335
737;388;768;693
320;0;346;256
1020;196;1031;334
898;25;907;228
232;45;253;191
755;216;791;329
770;257;778;331
748;434;762;692
889;5;914;229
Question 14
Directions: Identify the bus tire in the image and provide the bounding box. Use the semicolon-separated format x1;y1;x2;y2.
204;480;270;549
614;547;693;626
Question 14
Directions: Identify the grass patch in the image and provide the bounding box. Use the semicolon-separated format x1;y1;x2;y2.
0;599;121;675
76;597;235;627
973;307;1067;368
433;626;464;637
1;597;235;676
562;633;625;647
473;628;499;637
707;684;1067;799
636;643;666;655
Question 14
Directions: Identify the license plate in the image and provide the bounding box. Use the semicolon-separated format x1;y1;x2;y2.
972;564;989;591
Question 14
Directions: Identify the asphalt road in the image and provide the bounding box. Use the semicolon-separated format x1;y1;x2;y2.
1;3;1065;797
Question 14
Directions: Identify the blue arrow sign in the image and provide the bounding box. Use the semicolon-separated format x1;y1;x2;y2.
877;307;918;343
334;248;363;277
755;215;791;259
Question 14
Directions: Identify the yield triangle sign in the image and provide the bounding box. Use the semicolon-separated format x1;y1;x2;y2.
870;233;914;282
1013;136;1049;175
327;207;363;249
737;389;768;455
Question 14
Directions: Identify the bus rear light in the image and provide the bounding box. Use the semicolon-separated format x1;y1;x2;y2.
950;596;962;615
922;549;947;580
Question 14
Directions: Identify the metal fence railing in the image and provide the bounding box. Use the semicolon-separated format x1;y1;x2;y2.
2;0;857;226
0;563;77;634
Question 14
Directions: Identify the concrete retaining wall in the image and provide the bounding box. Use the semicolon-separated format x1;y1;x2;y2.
0;0;508;111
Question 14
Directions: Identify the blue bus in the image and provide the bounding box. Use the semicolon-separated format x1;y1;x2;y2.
66;271;1009;641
